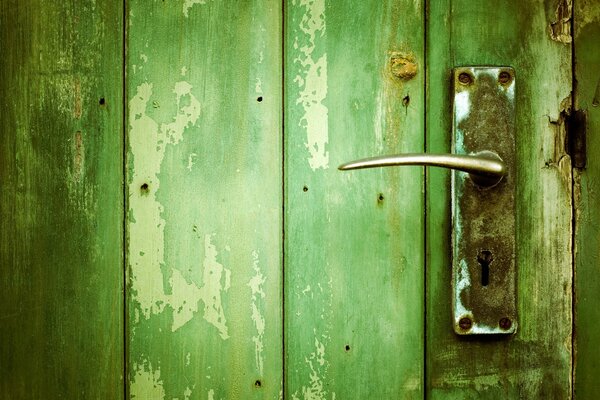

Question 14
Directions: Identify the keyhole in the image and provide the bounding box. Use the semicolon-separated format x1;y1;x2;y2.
477;250;493;286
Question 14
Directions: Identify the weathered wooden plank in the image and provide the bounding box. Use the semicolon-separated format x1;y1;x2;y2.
573;1;600;398
126;2;282;399
0;0;124;398
426;0;573;397
284;1;425;398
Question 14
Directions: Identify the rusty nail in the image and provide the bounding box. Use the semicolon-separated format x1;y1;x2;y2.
499;317;512;330
458;317;473;330
498;71;511;84
458;72;472;85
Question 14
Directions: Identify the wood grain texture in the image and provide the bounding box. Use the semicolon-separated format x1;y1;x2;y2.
0;0;124;398
284;1;425;398
573;1;600;398
426;0;573;398
126;2;282;399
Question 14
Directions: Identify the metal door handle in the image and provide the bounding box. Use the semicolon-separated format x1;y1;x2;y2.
337;67;518;335
338;150;506;187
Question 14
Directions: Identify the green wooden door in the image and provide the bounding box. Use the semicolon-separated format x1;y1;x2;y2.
3;1;600;399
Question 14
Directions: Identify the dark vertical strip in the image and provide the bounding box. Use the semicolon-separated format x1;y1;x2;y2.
423;0;428;398
571;2;576;398
123;0;128;399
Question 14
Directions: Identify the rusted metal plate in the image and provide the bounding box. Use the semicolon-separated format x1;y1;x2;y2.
452;66;517;335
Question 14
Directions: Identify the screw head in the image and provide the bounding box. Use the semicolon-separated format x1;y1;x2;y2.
458;317;473;330
498;71;511;84
458;72;473;85
499;317;512;330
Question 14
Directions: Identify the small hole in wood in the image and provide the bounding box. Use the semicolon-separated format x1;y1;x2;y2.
257;96;263;102
402;95;410;107
345;345;350;352
99;97;106;106
303;186;308;192
254;380;262;388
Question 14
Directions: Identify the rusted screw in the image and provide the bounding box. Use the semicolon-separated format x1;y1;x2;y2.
499;317;512;330
498;71;511;84
458;72;473;85
458;317;473;330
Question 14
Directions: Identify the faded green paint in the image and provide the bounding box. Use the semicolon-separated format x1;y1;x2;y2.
126;2;282;399
0;0;124;398
284;1;425;398
3;2;596;398
426;0;573;397
574;1;600;398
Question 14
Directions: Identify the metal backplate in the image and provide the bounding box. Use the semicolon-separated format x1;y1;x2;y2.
452;67;517;335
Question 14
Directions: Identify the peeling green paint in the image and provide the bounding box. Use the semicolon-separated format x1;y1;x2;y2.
293;0;329;171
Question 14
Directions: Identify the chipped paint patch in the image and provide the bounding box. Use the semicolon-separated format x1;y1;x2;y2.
294;0;329;170
199;234;231;340
129;81;231;338
183;0;206;18
292;334;336;400
129;80;202;329
187;153;198;171
549;0;572;43
130;359;166;399
207;389;215;400
248;250;266;375
292;278;335;400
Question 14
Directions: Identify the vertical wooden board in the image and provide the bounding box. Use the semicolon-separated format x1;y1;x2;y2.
126;2;282;399
574;1;600;398
0;1;124;398
284;1;425;398
426;0;573;397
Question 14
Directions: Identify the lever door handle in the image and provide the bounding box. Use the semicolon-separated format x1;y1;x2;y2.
337;67;518;335
338;150;506;187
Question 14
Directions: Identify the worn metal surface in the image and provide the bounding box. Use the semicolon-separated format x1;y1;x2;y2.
426;0;573;397
452;67;517;335
339;151;506;187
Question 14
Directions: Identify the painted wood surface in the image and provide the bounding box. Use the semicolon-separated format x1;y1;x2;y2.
426;0;573;397
284;1;425;398
125;2;283;399
574;1;600;398
0;1;124;398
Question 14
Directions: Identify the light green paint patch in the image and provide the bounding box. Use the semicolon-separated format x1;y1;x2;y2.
172;386;194;400
198;234;231;340
130;359;166;400
183;0;206;18
126;2;284;397
247;250;266;375
297;335;332;400
129;81;232;336
294;0;329;170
